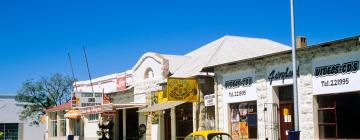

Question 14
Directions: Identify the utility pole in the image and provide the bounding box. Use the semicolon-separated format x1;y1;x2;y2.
68;53;78;92
290;0;300;132
82;46;95;94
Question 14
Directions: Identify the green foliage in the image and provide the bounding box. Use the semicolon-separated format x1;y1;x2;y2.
0;131;3;139
15;73;73;126
97;118;114;140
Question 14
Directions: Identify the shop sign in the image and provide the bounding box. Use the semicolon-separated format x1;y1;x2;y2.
267;63;299;86
167;77;199;102
222;70;256;103
312;52;360;95
204;94;215;107
72;91;103;108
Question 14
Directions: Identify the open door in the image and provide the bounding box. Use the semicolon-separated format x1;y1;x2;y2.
277;85;294;140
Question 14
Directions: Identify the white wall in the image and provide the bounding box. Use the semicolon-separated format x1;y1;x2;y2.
133;53;166;104
0;95;46;140
83;115;100;140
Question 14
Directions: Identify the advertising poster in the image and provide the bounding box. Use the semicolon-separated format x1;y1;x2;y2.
116;75;126;91
231;108;240;123
239;122;249;139
231;122;240;140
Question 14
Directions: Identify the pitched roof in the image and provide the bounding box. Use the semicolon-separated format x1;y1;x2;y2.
171;35;290;77
204;35;290;68
46;101;71;112
159;54;190;74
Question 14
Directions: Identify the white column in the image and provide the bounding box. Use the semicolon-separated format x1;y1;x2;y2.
193;102;197;131
66;119;70;136
171;107;176;140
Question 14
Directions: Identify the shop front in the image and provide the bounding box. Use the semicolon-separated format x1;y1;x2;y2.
312;51;360;139
137;77;199;140
221;69;258;140
266;63;299;140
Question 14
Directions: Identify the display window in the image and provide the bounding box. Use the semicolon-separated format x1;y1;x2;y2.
205;106;216;130
229;101;257;140
317;92;360;139
176;102;193;140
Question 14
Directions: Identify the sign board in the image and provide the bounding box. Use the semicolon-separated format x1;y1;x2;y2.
72;91;103;108
222;70;256;103
116;75;126;91
167;77;199;102
266;63;299;86
204;94;215;107
312;52;360;95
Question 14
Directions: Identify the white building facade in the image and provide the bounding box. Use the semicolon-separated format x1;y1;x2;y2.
0;95;46;140
209;36;360;140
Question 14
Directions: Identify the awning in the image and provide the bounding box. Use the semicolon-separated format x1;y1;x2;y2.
137;101;186;112
65;109;81;119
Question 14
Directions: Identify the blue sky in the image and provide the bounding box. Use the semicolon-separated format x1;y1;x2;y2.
0;0;359;93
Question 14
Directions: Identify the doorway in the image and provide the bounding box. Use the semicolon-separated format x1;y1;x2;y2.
317;92;360;139
278;85;294;140
126;108;139;140
176;102;193;140
164;109;172;140
119;108;139;140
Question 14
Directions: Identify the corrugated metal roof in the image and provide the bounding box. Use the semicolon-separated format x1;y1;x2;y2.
171;35;290;77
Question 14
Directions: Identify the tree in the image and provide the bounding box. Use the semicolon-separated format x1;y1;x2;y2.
15;73;73;126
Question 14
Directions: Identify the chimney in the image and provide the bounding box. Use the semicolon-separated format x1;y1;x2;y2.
296;36;307;48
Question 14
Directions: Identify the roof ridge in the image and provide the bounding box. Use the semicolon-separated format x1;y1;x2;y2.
204;36;229;68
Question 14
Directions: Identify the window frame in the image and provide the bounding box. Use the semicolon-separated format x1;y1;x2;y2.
88;114;99;122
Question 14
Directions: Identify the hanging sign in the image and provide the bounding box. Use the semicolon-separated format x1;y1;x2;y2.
312;52;360;95
204;94;216;107
167;77;199;102
222;70;256;103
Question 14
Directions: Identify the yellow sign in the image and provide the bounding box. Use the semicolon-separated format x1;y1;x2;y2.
157;91;167;103
167;77;199;102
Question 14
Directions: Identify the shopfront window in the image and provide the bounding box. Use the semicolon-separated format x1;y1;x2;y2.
205;106;215;130
0;123;19;140
204;93;216;130
73;119;81;136
88;114;99;121
229;101;257;139
59;111;66;136
318;93;360;139
50;112;57;137
176;102;193;140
